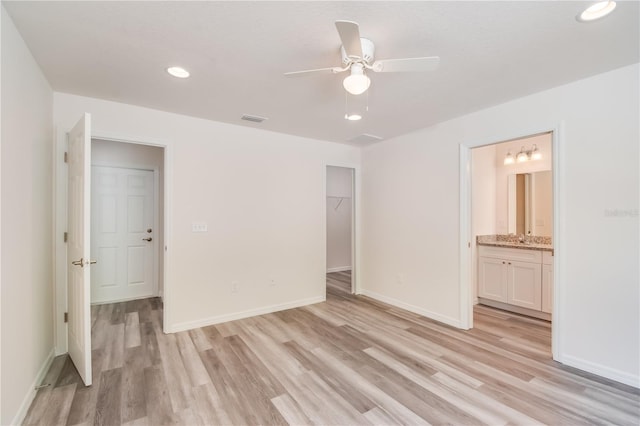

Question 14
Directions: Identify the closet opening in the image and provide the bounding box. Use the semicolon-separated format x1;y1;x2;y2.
326;166;355;297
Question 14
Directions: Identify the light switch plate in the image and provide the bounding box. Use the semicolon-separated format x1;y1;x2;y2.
192;222;208;232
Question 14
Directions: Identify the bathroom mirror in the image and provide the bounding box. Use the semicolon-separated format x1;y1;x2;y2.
507;170;553;236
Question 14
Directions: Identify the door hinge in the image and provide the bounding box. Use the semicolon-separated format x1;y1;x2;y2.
63;232;68;243
64;152;68;163
468;242;471;248
64;312;68;323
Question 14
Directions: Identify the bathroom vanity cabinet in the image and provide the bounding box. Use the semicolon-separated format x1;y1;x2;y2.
478;244;553;320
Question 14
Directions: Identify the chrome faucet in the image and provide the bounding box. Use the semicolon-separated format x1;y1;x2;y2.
519;232;532;244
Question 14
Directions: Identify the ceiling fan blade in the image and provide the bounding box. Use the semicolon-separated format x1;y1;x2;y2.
335;20;363;59
284;67;344;77
372;56;440;73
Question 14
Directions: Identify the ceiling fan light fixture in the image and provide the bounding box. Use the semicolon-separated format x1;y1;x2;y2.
167;66;190;78
577;1;616;22
343;63;371;95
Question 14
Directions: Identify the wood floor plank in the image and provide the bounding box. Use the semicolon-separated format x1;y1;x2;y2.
35;383;77;426
124;312;141;348
143;365;175;426
187;327;212;352
139;321;161;367
66;348;106;425
121;346;147;423
192;382;232;426
154;332;193;413
23;274;640;426
175;331;210;387
103;323;125;370
94;368;122;426
270;393;313;426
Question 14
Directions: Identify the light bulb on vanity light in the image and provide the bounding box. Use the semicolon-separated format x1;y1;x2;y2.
516;147;528;163
504;151;515;165
531;144;542;160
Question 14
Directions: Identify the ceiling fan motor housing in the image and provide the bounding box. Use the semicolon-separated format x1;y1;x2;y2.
341;38;375;65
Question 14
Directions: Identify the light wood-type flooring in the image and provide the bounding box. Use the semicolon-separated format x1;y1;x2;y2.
24;272;639;425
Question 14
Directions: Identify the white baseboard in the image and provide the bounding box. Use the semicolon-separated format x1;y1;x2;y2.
559;353;640;389
90;293;155;305
11;348;55;426
326;266;351;273
360;289;461;329
168;295;326;333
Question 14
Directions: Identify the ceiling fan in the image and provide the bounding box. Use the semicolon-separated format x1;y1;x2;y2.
284;20;440;96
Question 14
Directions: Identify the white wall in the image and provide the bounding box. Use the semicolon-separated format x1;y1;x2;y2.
471;144;496;302
326;166;352;272
494;133;553;235
53;92;360;337
92;139;165;298
1;7;54;425
361;63;639;386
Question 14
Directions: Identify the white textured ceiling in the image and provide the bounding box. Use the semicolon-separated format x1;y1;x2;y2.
4;1;639;145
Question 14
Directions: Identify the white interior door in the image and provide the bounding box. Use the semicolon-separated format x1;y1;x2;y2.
67;113;93;386
91;166;155;303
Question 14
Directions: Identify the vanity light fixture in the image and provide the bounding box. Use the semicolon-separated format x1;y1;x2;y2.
577;1;617;22
504;144;542;164
166;66;190;78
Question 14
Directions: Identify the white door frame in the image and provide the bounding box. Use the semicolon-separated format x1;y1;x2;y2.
54;132;173;354
324;163;361;295
459;122;564;361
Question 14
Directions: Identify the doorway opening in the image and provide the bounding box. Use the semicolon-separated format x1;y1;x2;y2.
91;139;165;305
462;128;560;361
326;166;355;297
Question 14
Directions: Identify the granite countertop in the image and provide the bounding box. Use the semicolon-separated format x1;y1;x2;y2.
477;235;553;252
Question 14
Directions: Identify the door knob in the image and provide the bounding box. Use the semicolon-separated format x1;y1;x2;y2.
71;258;97;267
143;237;152;242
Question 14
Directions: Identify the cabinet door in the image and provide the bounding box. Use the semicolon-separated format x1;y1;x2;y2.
478;257;508;302
507;261;542;310
542;264;553;313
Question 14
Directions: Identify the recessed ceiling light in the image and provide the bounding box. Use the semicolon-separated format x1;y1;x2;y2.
345;114;362;121
166;66;190;78
577;1;617;22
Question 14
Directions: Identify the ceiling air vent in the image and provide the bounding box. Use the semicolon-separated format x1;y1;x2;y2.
241;114;268;123
348;133;384;144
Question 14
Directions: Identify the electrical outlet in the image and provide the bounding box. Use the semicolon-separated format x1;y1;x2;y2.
231;281;239;293
192;222;208;232
269;279;276;287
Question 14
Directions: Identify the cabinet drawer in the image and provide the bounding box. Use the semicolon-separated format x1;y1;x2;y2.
478;245;542;263
543;250;554;265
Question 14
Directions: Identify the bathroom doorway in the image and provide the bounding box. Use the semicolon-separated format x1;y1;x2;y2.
462;129;560;360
